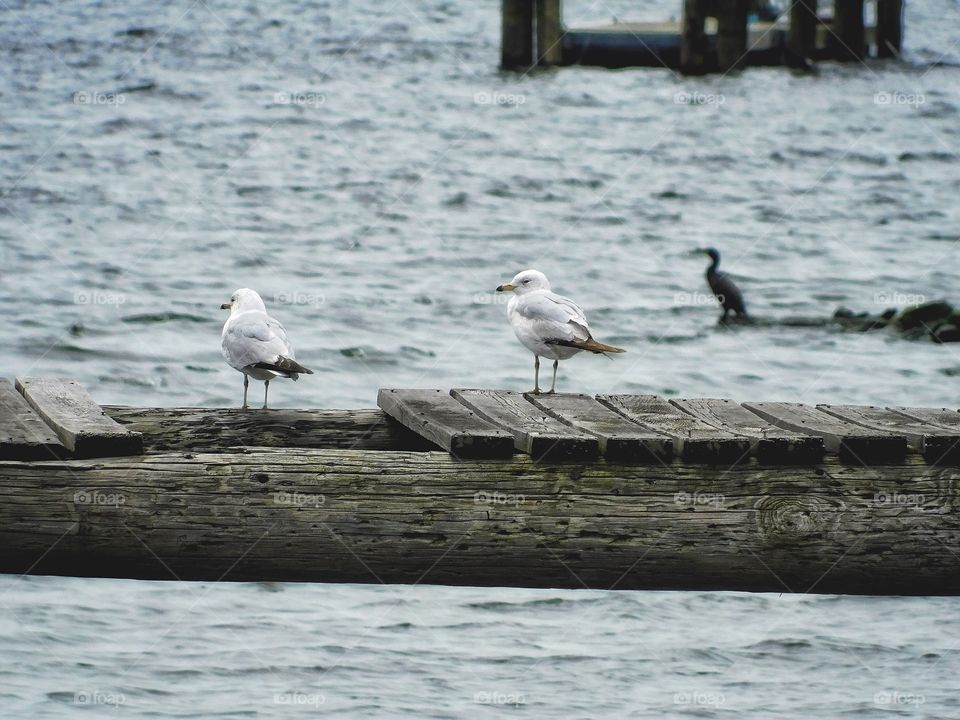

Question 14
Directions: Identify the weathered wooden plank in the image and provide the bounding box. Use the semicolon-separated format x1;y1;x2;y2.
526;393;672;462
0;379;66;460
891;407;960;433
451;389;598;461
598;394;752;463
16;377;142;458
377;389;514;459
743;402;907;463
672;397;824;464
818;404;960;462
0;448;958;594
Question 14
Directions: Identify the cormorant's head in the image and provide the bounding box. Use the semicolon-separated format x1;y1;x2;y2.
696;247;720;263
496;269;551;295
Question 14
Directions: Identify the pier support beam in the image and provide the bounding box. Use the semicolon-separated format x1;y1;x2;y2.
832;0;866;61
681;0;710;74
787;0;818;64
876;0;904;58
536;0;564;66
501;0;534;70
715;0;749;72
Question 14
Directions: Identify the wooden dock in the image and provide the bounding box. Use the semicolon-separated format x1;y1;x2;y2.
503;1;904;73
1;377;959;595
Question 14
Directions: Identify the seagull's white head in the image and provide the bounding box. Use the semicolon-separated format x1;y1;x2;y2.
221;288;266;313
497;269;551;295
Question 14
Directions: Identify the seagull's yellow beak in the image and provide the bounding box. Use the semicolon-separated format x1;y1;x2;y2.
496;283;514;292
220;302;232;310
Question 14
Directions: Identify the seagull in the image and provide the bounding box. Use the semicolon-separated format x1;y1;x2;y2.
220;288;313;409
696;247;748;322
495;269;625;394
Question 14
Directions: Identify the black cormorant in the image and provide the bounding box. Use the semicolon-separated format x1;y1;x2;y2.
697;247;747;322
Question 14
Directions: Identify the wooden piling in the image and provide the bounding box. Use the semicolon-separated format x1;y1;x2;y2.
501;0;534;70
787;0;818;64
715;0;749;72
876;0;904;58
681;0;710;74
833;0;866;61
535;0;564;66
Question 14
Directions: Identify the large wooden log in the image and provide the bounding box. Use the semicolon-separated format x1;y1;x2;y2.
103;406;435;453
1;447;958;595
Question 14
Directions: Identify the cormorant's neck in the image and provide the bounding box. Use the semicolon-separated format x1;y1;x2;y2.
706;256;719;274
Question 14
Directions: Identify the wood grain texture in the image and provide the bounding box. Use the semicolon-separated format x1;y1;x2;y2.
599;394;752;463
451;389;598;461
818;404;960;462
104;406;435;453
1;448;958;594
0;379;66;460
892;407;960;433
16;377;142;458
671;398;824;464
527;393;673;462
743;402;908;463
377;389;514;458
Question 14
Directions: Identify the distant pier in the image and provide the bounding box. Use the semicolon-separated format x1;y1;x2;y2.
502;0;905;72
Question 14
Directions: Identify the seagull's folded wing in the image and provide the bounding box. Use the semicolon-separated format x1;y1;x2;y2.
223;312;294;370
516;292;591;343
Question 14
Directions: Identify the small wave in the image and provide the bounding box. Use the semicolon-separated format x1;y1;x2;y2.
121;312;211;324
898;151;956;163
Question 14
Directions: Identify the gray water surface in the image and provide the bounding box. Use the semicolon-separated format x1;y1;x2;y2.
2;0;960;717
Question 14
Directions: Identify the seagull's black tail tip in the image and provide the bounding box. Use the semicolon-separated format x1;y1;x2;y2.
254;356;314;378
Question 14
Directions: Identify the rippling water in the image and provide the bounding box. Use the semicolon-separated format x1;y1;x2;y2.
2;0;960;717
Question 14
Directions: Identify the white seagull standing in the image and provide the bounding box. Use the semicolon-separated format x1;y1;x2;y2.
496;269;624;394
220;288;313;409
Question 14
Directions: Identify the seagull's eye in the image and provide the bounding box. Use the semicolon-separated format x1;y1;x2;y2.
522;279;530;284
